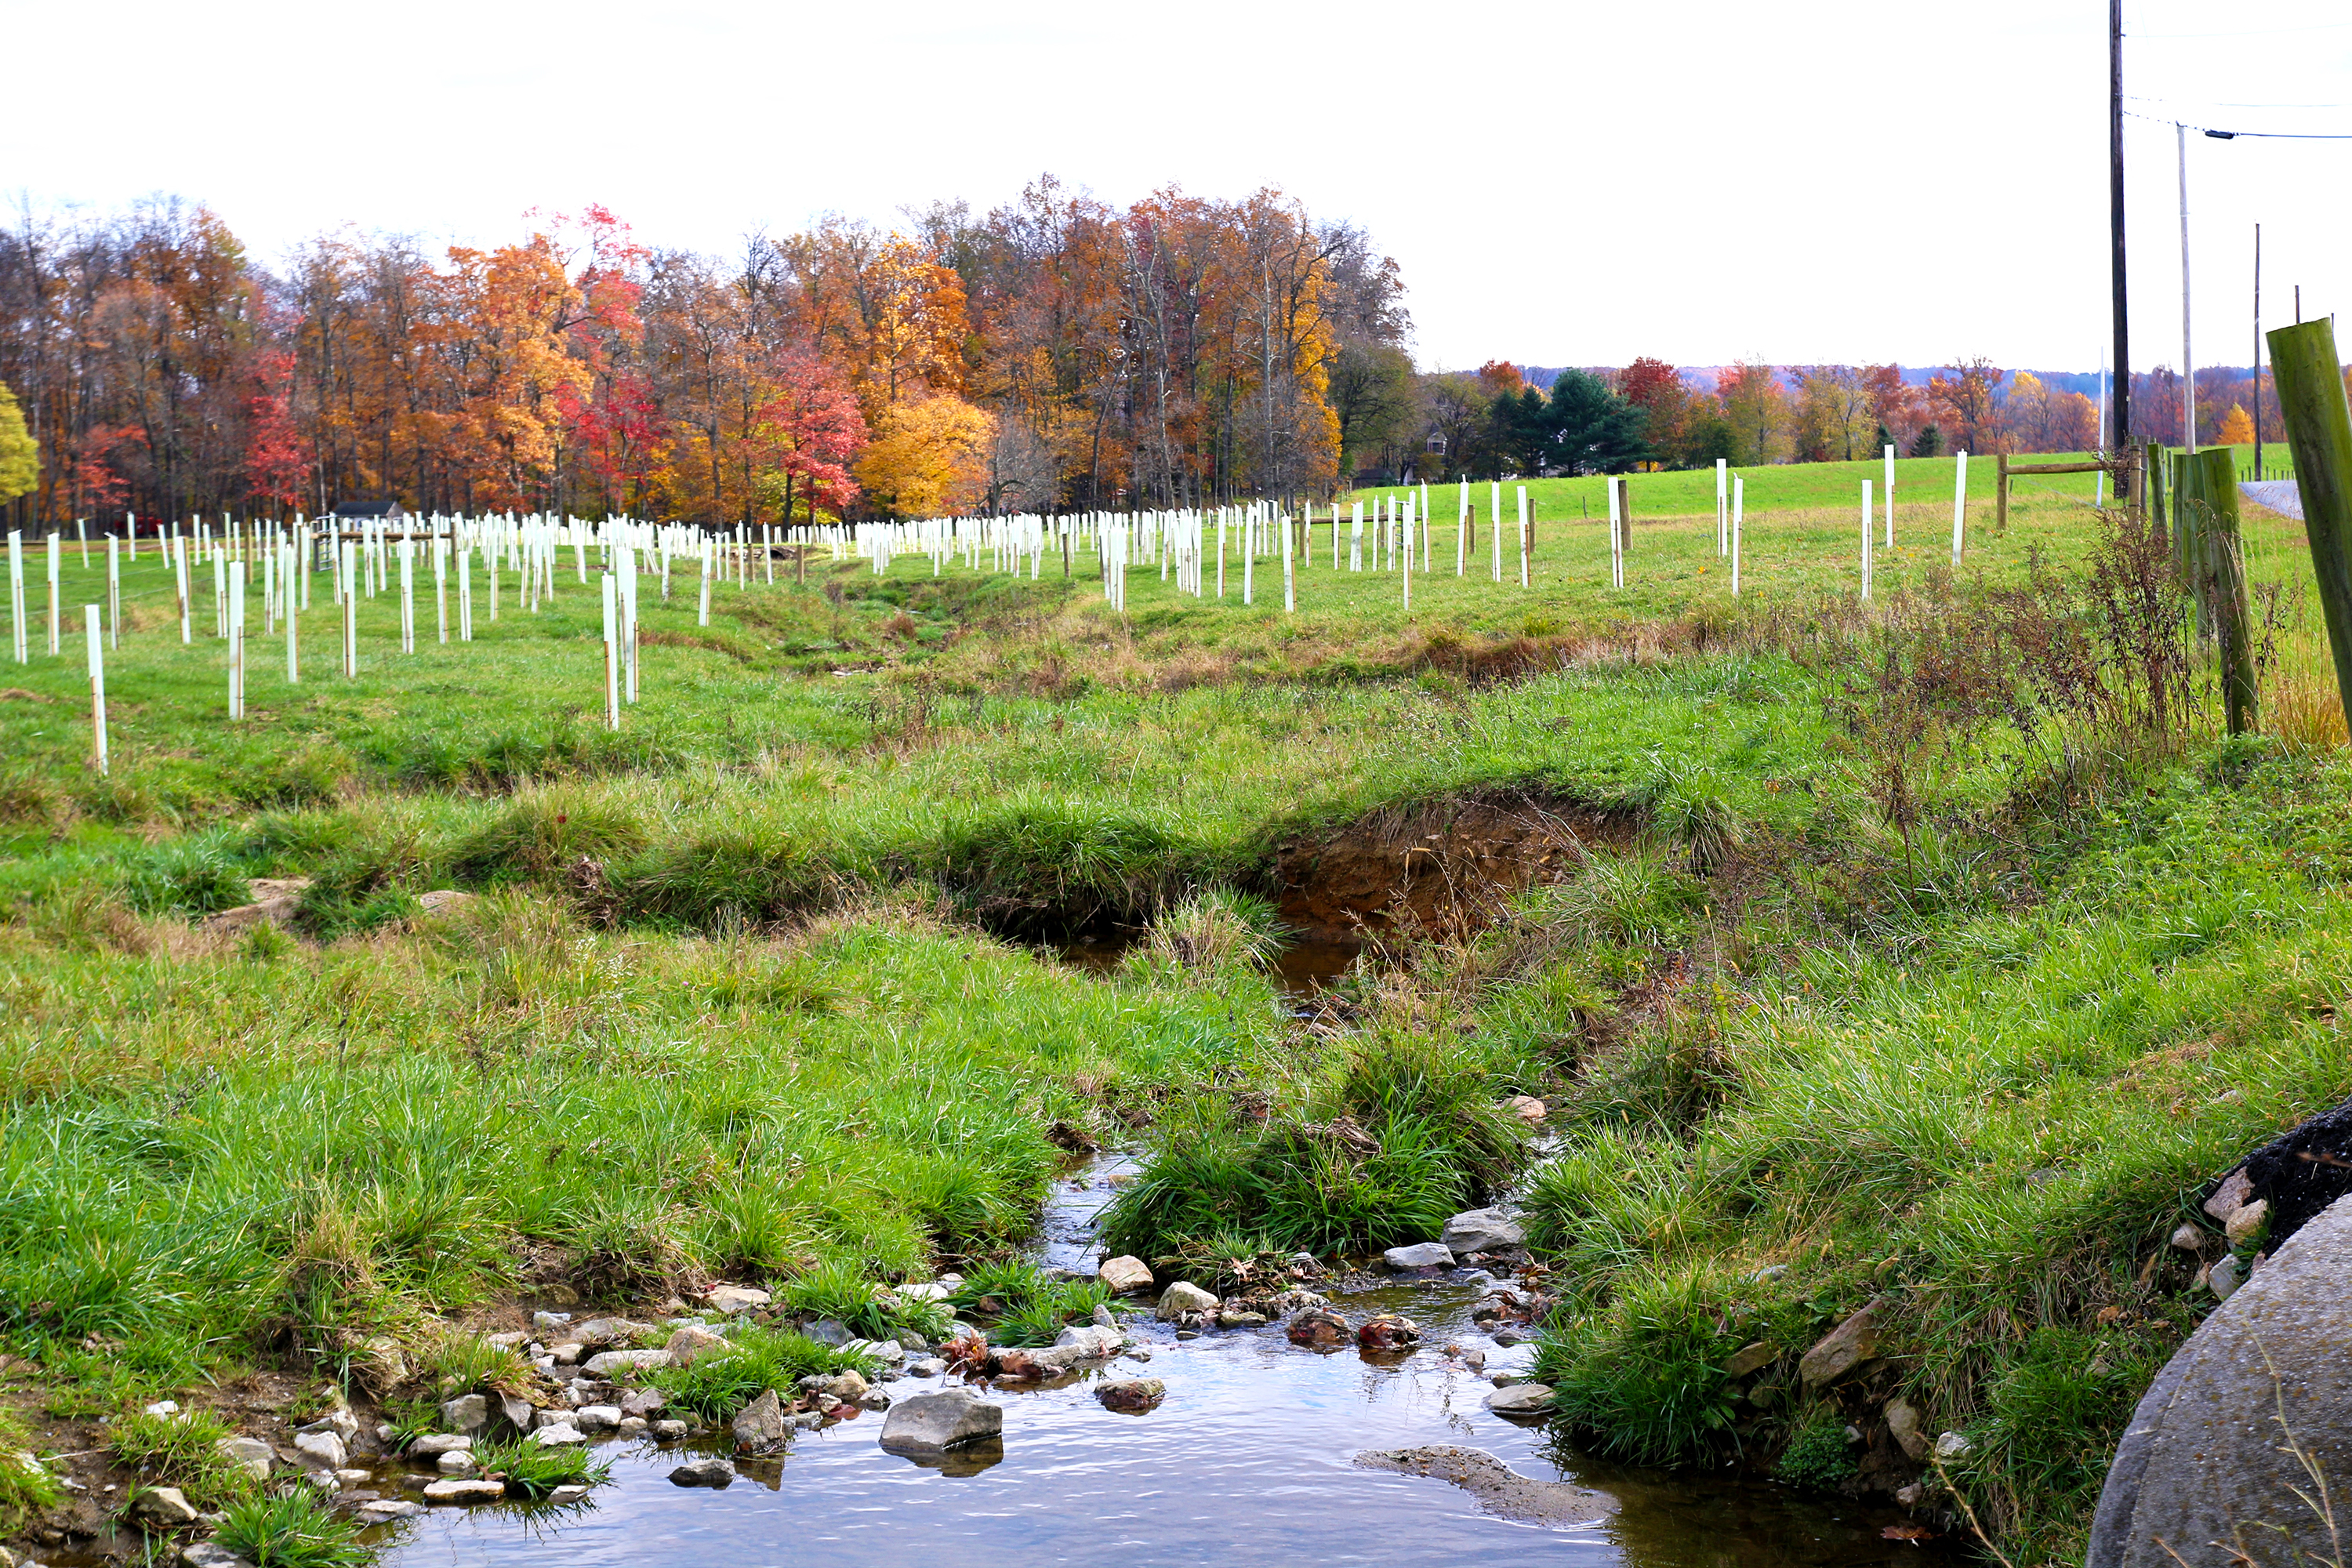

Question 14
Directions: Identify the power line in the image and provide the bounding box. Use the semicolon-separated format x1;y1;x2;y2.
2123;108;2352;140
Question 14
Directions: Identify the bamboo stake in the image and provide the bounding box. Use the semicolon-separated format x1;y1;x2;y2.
2267;318;2352;722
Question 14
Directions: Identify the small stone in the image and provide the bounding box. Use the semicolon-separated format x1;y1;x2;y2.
216;1435;274;1483
1505;1094;1548;1123
2209;1254;2242;1300
550;1344;583;1365
439;1394;491;1436
704;1285;772;1314
855;1389;891;1412
1382;1242;1455;1271
485;1331;528;1348
183;1544;260;1568
1895;1482;1926;1508
1441;1208;1526;1254
1174;1330;1200;1341
407;1434;472;1457
143;1399;181;1418
1053;1324;1124;1359
616;1417;648;1438
423;1478;508;1504
1798;1305;1882;1389
878;1389;1004;1454
799;1369;868;1403
1486;1383;1557;1415
1491;1328;1527;1348
435;1450;477;1476
1724;1341;1777;1379
531;1312;573;1333
572;1406;621;1433
669;1457;737;1488
1098;1256;1155;1295
529;1423;586;1447
801;1318;853;1347
619;1388;667;1417
1095;1378;1167;1414
652;1421;689;1442
292;1430;347;1471
297;1410;359;1439
1157;1282;1219;1319
1933;1431;1972;1459
732;1388;789;1453
547;1485;590;1504
1287;1308;1352;1347
1885;1398;1929;1461
1357;1313;1421;1351
906;1358;946;1377
895;1282;951;1304
2170;1223;2206;1252
499;1395;537;1433
2226;1200;2270;1247
2203;1168;2255;1222
1218;1310;1268;1329
356;1500;425;1522
131;1485;199;1526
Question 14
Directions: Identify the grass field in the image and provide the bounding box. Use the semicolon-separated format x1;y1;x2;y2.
1;484;2347;1566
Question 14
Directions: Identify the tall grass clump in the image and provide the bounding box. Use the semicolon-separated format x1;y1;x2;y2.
639;1326;878;1422
1101;1034;1529;1262
212;1486;368;1567
469;1436;614;1500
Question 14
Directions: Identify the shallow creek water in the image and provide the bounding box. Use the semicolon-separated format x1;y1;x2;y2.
378;1161;1947;1568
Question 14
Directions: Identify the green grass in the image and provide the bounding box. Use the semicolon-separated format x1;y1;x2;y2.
212;1486;368;1567
0;1411;61;1535
637;1326;877;1423
468;1436;614;1501
0;491;2347;1566
107;1406;253;1511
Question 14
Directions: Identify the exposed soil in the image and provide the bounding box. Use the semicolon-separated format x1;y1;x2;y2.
1272;792;1639;942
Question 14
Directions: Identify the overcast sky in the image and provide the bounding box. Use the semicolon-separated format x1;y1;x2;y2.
13;0;2349;376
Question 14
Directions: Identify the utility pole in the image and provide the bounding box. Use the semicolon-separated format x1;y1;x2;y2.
2179;122;2195;454
2253;223;2263;479
2109;0;2131;452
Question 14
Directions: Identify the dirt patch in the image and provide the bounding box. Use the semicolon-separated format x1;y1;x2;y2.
1355;1444;1615;1524
1272;792;1637;941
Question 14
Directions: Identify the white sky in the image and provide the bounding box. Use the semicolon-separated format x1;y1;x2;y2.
13;0;2350;377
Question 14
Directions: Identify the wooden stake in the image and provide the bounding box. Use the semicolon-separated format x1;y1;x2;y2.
2267;318;2352;724
1952;452;1969;565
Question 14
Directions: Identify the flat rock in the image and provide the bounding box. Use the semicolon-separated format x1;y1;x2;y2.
2227;1199;2270;1247
1051;1324;1123;1359
1441;1208;1525;1254
131;1485;198;1526
1098;1256;1154;1294
1484;1383;1557;1415
423;1478;507;1504
183;1544;259;1568
434;1450;477;1475
1724;1341;1777;1379
1356;1446;1611;1524
528;1423;586;1446
878;1389;1004;1454
2203;1167;2255;1223
1156;1282;1218;1319
668;1457;736;1488
1287;1308;1352;1347
583;1348;670;1377
1382;1242;1455;1271
407;1433;472;1457
2090;1191;2352;1568
1884;1397;1929;1461
291;1430;346;1470
571;1405;621;1432
801;1319;852;1347
704;1285;771;1314
619;1388;667;1417
1798;1305;1882;1388
570;1317;651;1349
1095;1378;1166;1414
546;1485;590;1504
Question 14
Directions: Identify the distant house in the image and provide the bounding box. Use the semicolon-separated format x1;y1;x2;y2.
321;501;407;524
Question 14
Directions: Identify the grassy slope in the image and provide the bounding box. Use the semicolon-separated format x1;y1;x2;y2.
0;492;2345;1564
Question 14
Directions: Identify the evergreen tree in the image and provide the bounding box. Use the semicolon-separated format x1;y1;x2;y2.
1909;423;1945;458
1543;370;1650;474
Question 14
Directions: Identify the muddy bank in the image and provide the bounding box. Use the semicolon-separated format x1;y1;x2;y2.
1272;790;1637;942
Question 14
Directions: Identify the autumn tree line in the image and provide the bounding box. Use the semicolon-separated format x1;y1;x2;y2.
0;178;1404;529
1337;354;2285;486
0;176;2296;530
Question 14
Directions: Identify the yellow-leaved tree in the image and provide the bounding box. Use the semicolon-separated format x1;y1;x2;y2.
0;381;38;506
855;396;993;517
2216;404;2256;447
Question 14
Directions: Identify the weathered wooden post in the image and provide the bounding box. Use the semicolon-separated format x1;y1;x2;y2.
2183;446;2256;733
1995;452;2009;534
2268;318;2352;727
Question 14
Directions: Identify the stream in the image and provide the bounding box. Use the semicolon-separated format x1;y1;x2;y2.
377;1160;1950;1568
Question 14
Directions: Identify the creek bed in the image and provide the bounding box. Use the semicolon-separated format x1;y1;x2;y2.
376;1163;1948;1568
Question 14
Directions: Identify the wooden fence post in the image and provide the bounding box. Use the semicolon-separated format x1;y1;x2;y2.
2186;446;2256;734
2268;318;2352;728
1995;452;2009;534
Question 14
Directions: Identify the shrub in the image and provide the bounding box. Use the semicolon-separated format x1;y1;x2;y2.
1773;1408;1858;1490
